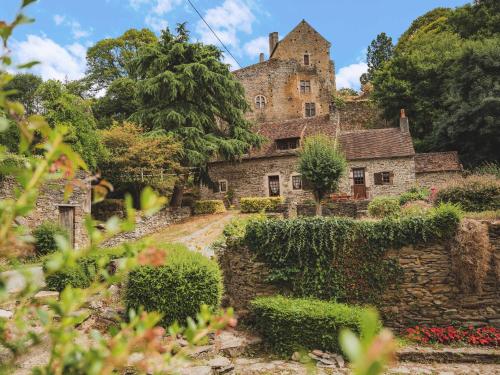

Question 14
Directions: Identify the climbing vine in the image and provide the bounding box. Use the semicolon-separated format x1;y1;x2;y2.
244;204;461;304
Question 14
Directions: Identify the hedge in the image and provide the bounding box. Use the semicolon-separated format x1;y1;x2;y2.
250;296;368;354
193;200;226;215
125;244;222;327
244;204;461;303
367;196;401;218
435;175;500;212
240;197;284;213
33;222;69;256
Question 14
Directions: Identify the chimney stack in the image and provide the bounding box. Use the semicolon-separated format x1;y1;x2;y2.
269;32;278;56
259;52;265;63
400;108;409;132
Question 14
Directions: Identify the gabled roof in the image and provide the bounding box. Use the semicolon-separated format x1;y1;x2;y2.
270;19;330;58
414;152;462;173
242;115;415;161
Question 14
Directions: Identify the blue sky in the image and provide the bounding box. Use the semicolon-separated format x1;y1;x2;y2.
3;0;470;90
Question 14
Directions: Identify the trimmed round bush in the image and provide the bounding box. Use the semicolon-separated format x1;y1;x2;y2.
399;187;430;206
435;176;500;212
250;296;369;354
33;222;68;256
193;200;226;215
368;196;401;218
125;244;222;327
239;197;284;213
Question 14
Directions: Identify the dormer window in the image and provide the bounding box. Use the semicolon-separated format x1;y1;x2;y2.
276;137;300;150
303;54;310;65
255;95;267;109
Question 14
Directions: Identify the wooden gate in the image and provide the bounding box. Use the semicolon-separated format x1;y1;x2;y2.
58;206;75;247
352;168;367;199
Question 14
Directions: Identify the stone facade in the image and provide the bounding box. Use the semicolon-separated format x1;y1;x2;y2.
336;100;388;131
416;171;462;189
0;174;91;249
234;20;335;123
217;221;500;329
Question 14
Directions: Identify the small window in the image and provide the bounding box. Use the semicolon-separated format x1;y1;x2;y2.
300;80;311;94
255;95;266;109
305;102;316;118
276;137;300;150
374;172;393;185
292;175;302;190
219;180;228;193
303;54;310;65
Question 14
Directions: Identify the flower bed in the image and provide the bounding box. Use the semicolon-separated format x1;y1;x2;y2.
406;325;500;346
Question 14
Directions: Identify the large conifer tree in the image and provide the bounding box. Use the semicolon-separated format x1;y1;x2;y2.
130;24;262;206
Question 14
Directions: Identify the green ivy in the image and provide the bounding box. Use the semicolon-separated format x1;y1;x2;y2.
244;204;461;304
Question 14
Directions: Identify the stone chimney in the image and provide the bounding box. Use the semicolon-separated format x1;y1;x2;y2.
259;52;265;63
269;32;279;56
399;108;409;132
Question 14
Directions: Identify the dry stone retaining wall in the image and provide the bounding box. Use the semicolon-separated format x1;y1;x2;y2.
218;222;500;328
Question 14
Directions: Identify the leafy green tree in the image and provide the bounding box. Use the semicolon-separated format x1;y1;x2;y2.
298;135;347;216
86;28;157;91
448;0;500;39
130;25;262;206
337;88;358;97
4;73;42;115
35;80;105;169
360;32;394;85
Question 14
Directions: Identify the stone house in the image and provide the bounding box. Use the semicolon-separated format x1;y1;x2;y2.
201;21;462;204
0;173;91;249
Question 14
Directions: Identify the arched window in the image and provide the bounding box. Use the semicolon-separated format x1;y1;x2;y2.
255;95;267;109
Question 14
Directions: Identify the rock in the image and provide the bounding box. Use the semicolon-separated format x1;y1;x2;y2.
308;352;321;361
180;365;213;375
190;345;213;357
208;356;231;368
291;352;301;362
33;290;59;302
333;354;345;368
0;309;13;319
318;357;337;366
312;349;324;357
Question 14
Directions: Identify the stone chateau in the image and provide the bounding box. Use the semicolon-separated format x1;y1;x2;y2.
201;20;462;203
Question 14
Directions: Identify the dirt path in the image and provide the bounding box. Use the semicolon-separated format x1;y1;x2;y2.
148;211;237;257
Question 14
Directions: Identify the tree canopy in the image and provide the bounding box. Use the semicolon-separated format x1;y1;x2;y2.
371;0;500;166
360;33;394;85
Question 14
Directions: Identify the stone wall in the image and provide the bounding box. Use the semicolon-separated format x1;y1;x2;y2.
416;171;462;189
297;200;369;218
336;100;388;131
0;175;91;249
101;207;191;248
202;155;416;204
217;222;500;328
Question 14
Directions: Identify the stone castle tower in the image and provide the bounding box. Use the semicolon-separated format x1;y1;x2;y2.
233;20;336;124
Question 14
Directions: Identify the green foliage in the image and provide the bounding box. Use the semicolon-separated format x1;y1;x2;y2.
4;73;42;115
298;135;346;214
337;88;358;96
125;244;223;326
360;32;394;85
239;196;284;213
368;197;401;218
193;199;226;215
435;175;500;212
399;187;430;205
130;25;262;170
250;296;368;354
372;1;500;166
33;222;68;256
472;162;500;178
244;205;461;303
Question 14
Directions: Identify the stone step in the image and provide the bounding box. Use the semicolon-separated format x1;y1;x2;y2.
397;346;500;364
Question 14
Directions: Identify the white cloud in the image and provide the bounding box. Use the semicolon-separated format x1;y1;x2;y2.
196;0;255;49
152;0;182;15
336;62;367;90
12;35;86;81
53;14;65;26
69;21;92;39
145;15;168;32
129;0;150;10
243;36;267;58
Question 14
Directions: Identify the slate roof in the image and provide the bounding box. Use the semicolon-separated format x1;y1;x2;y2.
242;115;416;161
414;152;462;173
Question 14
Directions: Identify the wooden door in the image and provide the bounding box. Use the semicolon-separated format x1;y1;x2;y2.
352;168;367;199
268;175;280;197
58;206;75;247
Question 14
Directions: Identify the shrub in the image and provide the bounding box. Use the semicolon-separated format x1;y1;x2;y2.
193;200;226;215
239;197;284;213
368;197;401;218
399;187;430;205
244;204;461;303
465;209;500;221
33;222;69;256
435;175;500;212
250;296;369;354
406;325;500;346
92;199;125;221
125;244;222;327
400;200;432;217
472;162;500;179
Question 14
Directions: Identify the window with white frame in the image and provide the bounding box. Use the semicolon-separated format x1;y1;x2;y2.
218;180;228;193
255;95;267;109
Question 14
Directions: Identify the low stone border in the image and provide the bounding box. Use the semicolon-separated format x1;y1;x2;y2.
397;345;500;364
